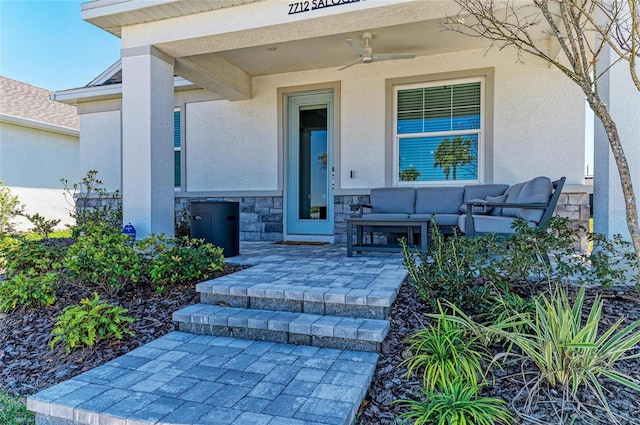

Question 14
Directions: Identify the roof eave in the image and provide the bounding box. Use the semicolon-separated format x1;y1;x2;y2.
0;113;79;137
51;77;198;105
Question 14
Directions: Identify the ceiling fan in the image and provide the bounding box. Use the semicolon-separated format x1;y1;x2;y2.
339;32;416;70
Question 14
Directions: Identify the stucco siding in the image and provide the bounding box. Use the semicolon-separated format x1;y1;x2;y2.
1;122;79;188
492;63;585;185
185;98;278;192
79;109;122;192
181;46;585;192
0;122;79;231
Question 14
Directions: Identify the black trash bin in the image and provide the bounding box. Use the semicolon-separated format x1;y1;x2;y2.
190;201;240;257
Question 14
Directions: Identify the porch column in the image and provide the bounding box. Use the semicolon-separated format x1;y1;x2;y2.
593;43;640;240
121;46;175;238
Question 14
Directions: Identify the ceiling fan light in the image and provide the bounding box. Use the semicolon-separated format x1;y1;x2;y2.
362;55;374;63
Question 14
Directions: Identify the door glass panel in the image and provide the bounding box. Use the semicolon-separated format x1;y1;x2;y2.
298;105;328;221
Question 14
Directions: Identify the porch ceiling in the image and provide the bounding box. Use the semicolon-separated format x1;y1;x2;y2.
83;0;556;100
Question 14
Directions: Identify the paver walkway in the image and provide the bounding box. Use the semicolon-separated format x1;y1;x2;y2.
28;242;407;425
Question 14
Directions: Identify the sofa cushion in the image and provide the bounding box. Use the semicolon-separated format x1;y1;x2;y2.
458;214;535;234
370;188;415;214
410;213;460;226
415;187;464;214
516;176;553;223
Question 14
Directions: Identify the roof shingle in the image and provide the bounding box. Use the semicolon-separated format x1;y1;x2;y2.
0;76;79;130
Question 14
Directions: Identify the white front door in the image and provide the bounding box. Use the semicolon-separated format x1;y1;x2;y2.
286;92;334;236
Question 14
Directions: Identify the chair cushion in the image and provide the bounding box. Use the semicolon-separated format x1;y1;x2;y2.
462;184;509;204
502;182;527;217
458;215;535;234
486;194;508;216
410;213;460;226
370;188;415;214
460;184;509;213
415;187;464;214
516;176;553;223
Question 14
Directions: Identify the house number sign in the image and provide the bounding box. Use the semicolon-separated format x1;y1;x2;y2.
288;0;361;15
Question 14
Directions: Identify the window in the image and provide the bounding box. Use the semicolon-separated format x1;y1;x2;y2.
174;108;181;188
395;78;483;184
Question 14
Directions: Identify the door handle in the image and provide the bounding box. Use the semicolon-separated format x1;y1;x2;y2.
193;215;202;221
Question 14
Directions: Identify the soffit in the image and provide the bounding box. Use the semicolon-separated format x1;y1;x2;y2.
82;0;263;36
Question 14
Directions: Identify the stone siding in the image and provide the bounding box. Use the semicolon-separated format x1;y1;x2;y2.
333;195;370;243
554;191;591;250
174;191;590;247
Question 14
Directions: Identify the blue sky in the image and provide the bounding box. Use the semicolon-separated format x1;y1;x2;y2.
1;0;121;91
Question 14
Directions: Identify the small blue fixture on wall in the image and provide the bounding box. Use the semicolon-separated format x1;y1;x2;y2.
122;223;136;243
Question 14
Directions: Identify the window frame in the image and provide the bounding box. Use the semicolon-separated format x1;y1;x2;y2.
392;76;486;186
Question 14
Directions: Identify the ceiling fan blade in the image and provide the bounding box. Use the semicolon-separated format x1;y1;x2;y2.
373;54;416;61
338;58;363;70
345;38;365;56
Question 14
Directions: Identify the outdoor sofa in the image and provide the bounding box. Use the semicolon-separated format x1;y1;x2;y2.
359;176;566;238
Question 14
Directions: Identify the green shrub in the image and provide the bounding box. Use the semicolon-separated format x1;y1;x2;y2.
50;293;135;353
0;181;23;237
402;224;488;314
63;225;142;296
21;212;60;240
500;286;640;409
438;285;640;420
0;390;34;425
61;170;122;236
394;379;515;425
0;272;58;311
0;236;66;278
139;234;225;290
401;312;487;390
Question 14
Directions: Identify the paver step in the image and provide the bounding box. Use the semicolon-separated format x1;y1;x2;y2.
196;275;400;320
28;332;379;425
173;304;389;352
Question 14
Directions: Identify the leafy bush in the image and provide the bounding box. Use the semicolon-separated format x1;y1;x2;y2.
21;212;60;240
63;225;142;296
61;170;122;236
0;181;23;236
0;236;66;278
394;378;515;425
402;224;488;314
49;293;135;353
438;285;640;421
139;234;225;291
0;272;58;311
401;312;487;390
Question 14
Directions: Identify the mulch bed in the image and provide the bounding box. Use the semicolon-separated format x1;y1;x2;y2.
0;263;247;396
356;279;640;425
2;247;640;424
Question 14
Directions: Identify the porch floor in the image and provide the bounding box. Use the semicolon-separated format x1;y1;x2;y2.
28;242;407;425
